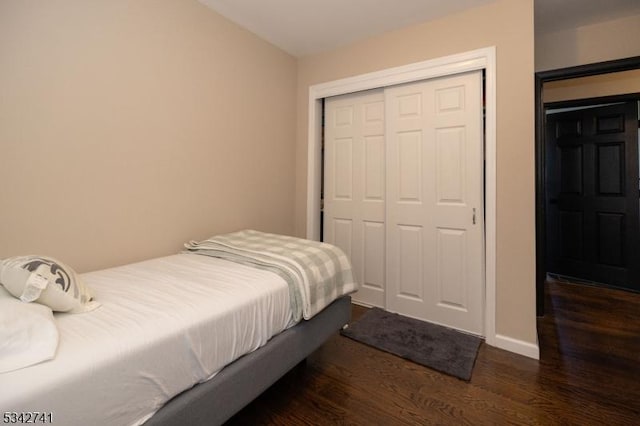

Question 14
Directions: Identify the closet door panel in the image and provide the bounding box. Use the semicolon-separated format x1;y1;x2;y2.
385;71;484;335
324;89;385;307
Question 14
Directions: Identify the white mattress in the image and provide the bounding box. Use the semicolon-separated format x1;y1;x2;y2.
0;254;293;426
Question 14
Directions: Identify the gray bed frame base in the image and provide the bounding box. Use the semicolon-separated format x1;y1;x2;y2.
146;296;351;426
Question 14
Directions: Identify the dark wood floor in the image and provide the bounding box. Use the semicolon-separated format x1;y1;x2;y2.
227;280;640;425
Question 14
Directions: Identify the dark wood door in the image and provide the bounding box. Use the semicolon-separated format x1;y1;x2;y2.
545;102;640;291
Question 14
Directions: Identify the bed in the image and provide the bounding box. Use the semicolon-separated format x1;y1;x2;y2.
0;230;355;426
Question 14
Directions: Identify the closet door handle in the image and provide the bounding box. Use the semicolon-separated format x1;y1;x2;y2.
472;208;476;225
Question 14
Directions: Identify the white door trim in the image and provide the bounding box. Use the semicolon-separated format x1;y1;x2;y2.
306;47;499;350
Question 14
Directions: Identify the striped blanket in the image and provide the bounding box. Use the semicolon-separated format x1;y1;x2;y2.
184;230;357;322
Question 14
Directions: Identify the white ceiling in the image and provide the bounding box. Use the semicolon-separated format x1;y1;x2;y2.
198;0;640;57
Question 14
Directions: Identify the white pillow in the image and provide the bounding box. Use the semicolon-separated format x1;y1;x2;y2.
0;286;59;373
0;255;100;314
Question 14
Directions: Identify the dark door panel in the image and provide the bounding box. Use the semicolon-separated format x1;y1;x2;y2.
546;102;640;291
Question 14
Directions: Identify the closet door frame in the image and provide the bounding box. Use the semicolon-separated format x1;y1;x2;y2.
306;46;509;354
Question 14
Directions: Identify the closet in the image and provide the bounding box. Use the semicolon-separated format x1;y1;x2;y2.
323;70;485;335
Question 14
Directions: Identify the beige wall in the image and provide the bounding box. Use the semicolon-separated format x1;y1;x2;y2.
295;0;537;344
536;14;640;71
544;69;640;103
0;0;297;272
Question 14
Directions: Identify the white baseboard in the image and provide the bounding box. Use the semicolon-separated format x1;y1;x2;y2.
492;334;540;360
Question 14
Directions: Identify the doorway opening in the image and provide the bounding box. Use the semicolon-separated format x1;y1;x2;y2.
535;56;640;316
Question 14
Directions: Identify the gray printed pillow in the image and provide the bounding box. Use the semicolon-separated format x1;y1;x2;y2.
0;256;100;313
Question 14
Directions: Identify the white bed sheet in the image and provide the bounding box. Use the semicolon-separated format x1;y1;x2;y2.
0;254;293;426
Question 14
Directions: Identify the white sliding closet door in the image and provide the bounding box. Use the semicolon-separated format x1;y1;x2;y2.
385;71;484;335
324;89;386;307
323;71;484;335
